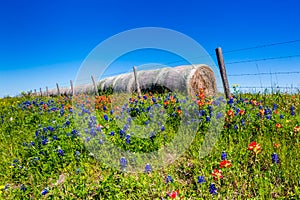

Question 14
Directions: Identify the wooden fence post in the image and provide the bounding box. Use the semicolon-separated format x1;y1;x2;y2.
56;83;60;96
215;47;230;99
46;86;49;96
91;75;98;95
70;80;74;96
133;66;141;96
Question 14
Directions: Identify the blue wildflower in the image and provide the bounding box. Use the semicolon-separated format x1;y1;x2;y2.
272;153;279;164
126;134;130;144
42;138;48;145
280;114;284;119
120;129;125;137
197;176;206;184
209;183;218;195
110;131;115;136
104;114;108;121
103;105;107;111
120;157;127;169
41;188;49;195
110;109;114;115
221;152;227;160
58;149;64;156
144;163;151;173
161;125;165;131
206;116;210;122
166;175;173;183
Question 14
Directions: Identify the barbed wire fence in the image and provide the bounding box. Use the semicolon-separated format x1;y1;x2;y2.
30;39;300;96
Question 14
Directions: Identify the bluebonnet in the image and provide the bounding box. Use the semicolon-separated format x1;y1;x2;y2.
266;115;271;120
273;104;277;110
228;98;234;106
47;126;54;132
144;163;151;172
53;135;58;140
221;152;227;160
161;125;165;131
110;109;114;115
216;112;223;119
166;175;173;183
272;153;279;164
66;120;70;126
75;151;80;157
150;132;155;141
120;130;125;137
120;157;127;169
280;114;284;119
13;159;18;163
143;95;147;100
197;176;206;184
241;118;245;126
58;149;64;156
103;105;107;111
104;114;109;121
30;141;35;146
206;116;210;122
110;131;115;136
290;106;295;116
76;168;81;175
41;188;49;195
126;135;131;144
209;183;218;195
42;138;48;145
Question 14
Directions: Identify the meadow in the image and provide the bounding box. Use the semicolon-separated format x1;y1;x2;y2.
0;88;299;199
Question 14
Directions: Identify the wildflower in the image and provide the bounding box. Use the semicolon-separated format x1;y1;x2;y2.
216;112;223;119
220;160;232;168
104;114;108;121
248;141;261;154
209;183;218;195
290;106;295;116
103;105;107;111
271;153;279;164
167;190;179;199
206;116;211;122
239;109;245;115
144;163;151;173
41;188;49;195
57;149;64;156
221;152;227;160
42;138;48;145
110;131;115;136
212;169;223;180
126;134;130;144
294;126;300;133
166;175;173;183
161;125;165;131
152;97;157;103
120;129;125;137
275;123;282;129
75;168;81;175
280;114;284;119
197;176;206;184
227;110;234;117
273;143;280;148
120;157;127;169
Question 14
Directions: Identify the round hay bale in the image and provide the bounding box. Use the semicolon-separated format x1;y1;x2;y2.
100;64;217;96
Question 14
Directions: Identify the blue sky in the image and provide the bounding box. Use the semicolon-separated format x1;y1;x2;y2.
1;0;300;97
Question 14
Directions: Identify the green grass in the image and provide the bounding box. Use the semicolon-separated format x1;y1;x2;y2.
0;91;299;199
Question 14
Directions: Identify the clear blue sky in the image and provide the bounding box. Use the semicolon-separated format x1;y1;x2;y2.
1;0;300;97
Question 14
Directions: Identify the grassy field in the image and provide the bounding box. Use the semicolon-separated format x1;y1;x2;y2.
0;89;299;199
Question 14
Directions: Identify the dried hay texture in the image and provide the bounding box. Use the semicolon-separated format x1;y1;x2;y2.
45;64;217;96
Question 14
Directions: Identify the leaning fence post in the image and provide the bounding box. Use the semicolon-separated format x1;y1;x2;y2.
133;66;141;96
56;83;60;96
46;86;49;96
215;47;230;99
70;80;74;96
91;75;98;95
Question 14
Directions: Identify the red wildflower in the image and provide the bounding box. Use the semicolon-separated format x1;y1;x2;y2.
220;160;232;168
167;190;179;199
212;169;223;180
275;123;282;129
273;143;280;148
227;110;234;117
239;109;245;115
248;141;261;154
294;125;300;133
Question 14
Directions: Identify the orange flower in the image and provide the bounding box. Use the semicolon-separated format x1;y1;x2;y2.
259;109;264;116
248;141;261;154
197;100;205;107
219;160;232;168
294;126;300;133
212;169;223;180
239;110;245;115
275;123;282;129
273;143;280;148
227;110;234;117
251;100;258;106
